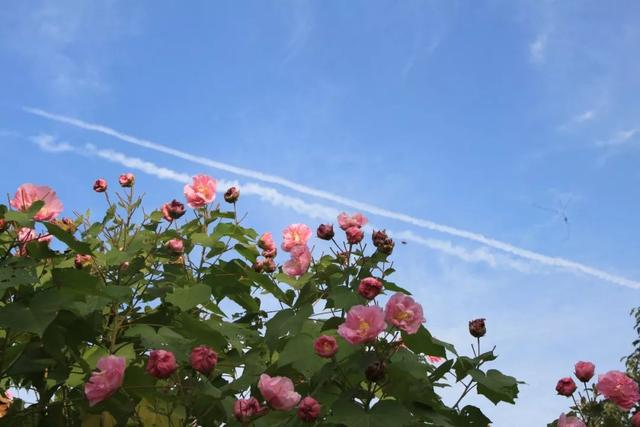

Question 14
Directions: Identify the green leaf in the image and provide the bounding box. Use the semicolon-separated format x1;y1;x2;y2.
402;326;457;358
468;368;520;405
166;283;211;310
4;200;44;225
44;222;92;254
278;333;328;378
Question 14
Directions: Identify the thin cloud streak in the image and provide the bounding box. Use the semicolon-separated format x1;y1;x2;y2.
25;108;640;289
45;139;538;272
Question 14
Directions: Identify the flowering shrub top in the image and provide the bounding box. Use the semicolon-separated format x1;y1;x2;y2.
0;174;520;426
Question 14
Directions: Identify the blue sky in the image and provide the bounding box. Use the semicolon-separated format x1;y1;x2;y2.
2;1;640;424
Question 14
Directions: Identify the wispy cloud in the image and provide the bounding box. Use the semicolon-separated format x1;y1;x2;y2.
31;133;72;152
41;138;542;273
25;108;640;289
529;34;546;64
596;128;639;148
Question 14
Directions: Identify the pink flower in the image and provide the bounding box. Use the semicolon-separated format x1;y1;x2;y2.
557;413;586;427
190;345;218;374
93;179;108;193
166;238;184;255
632;412;640;427
281;224;312;252
118;173;135;187
258;232;276;252
10;184;63;221
574;361;595;383
258;374;301;411
426;355;445;364
16;228;41;256
283;245;312;277
183;174;217;208
234;397;265;422
556;377;577;396
345;226;364;244
146;349;177;379
338;305;386;345
161;200;186;221
384;293;425;334
337;212;368;231
84;355;126;406
358;277;383;300
297;396;321;422
596;370;640;411
74;254;92;269
314;335;338;358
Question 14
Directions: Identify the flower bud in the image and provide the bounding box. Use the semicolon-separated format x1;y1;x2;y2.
336;251;349;266
74;254;92;269
378;238;395;255
161;200;186;221
555;377;577;396
574;361;595;383
118;173;135;187
93;178;108;193
372;230;389;247
365;361;387;383
313;335;338;358
262;258;277;273
262;247;277;258
0;219;7;233
190;345;218;374
358;277;383;300
297;396;321;423
224;186;240;203
316;224;335;240
234;398;264;423
146;349;177;379
166;239;184;256
252;260;264;273
345;226;364;244
468;318;486;338
120;261;130;271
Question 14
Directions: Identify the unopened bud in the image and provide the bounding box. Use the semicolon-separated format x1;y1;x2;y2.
346;226;364;244
316;224;335;240
262;258;277;273
93;178;108;193
372;230;389;247
74;254;92;269
252;260;264;273
378;238;395;255
224;186;240;203
161;200;186;221
469;318;486;338
118;173;135;188
365;361;387;383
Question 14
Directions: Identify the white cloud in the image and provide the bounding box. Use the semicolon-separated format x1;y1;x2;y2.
596;128;639;148
31;134;72;152
529;34;547;64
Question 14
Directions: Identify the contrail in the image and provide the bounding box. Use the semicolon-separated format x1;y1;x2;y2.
25;107;640;289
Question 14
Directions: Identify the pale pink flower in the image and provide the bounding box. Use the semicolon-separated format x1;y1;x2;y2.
281;224;312;252
258;374;301;411
84;355;126;406
283;245;312;277
426;355;445;364
337;212;368;231
345;226;364;244
557;413;586;427
384;293;425;334
183;174;217;208
338;305;386;345
596;370;640;411
10;184;63;221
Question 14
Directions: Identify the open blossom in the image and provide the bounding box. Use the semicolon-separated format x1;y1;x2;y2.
184;174;217;208
556;377;577;396
557;413;586;427
358;277;383;300
258;374;301;411
146;350;177;379
337;212;368;231
190;345;218;374
574;361;595;383
281;224;311;252
314;335;338;358
385;293;425;334
16;228;50;256
234;397;264;422
345;226;364;244
338;305;386;345
161;200;186;221
596;370;640;411
84;355;126;406
283;245;311;277
297;396;321;422
10;183;63;221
